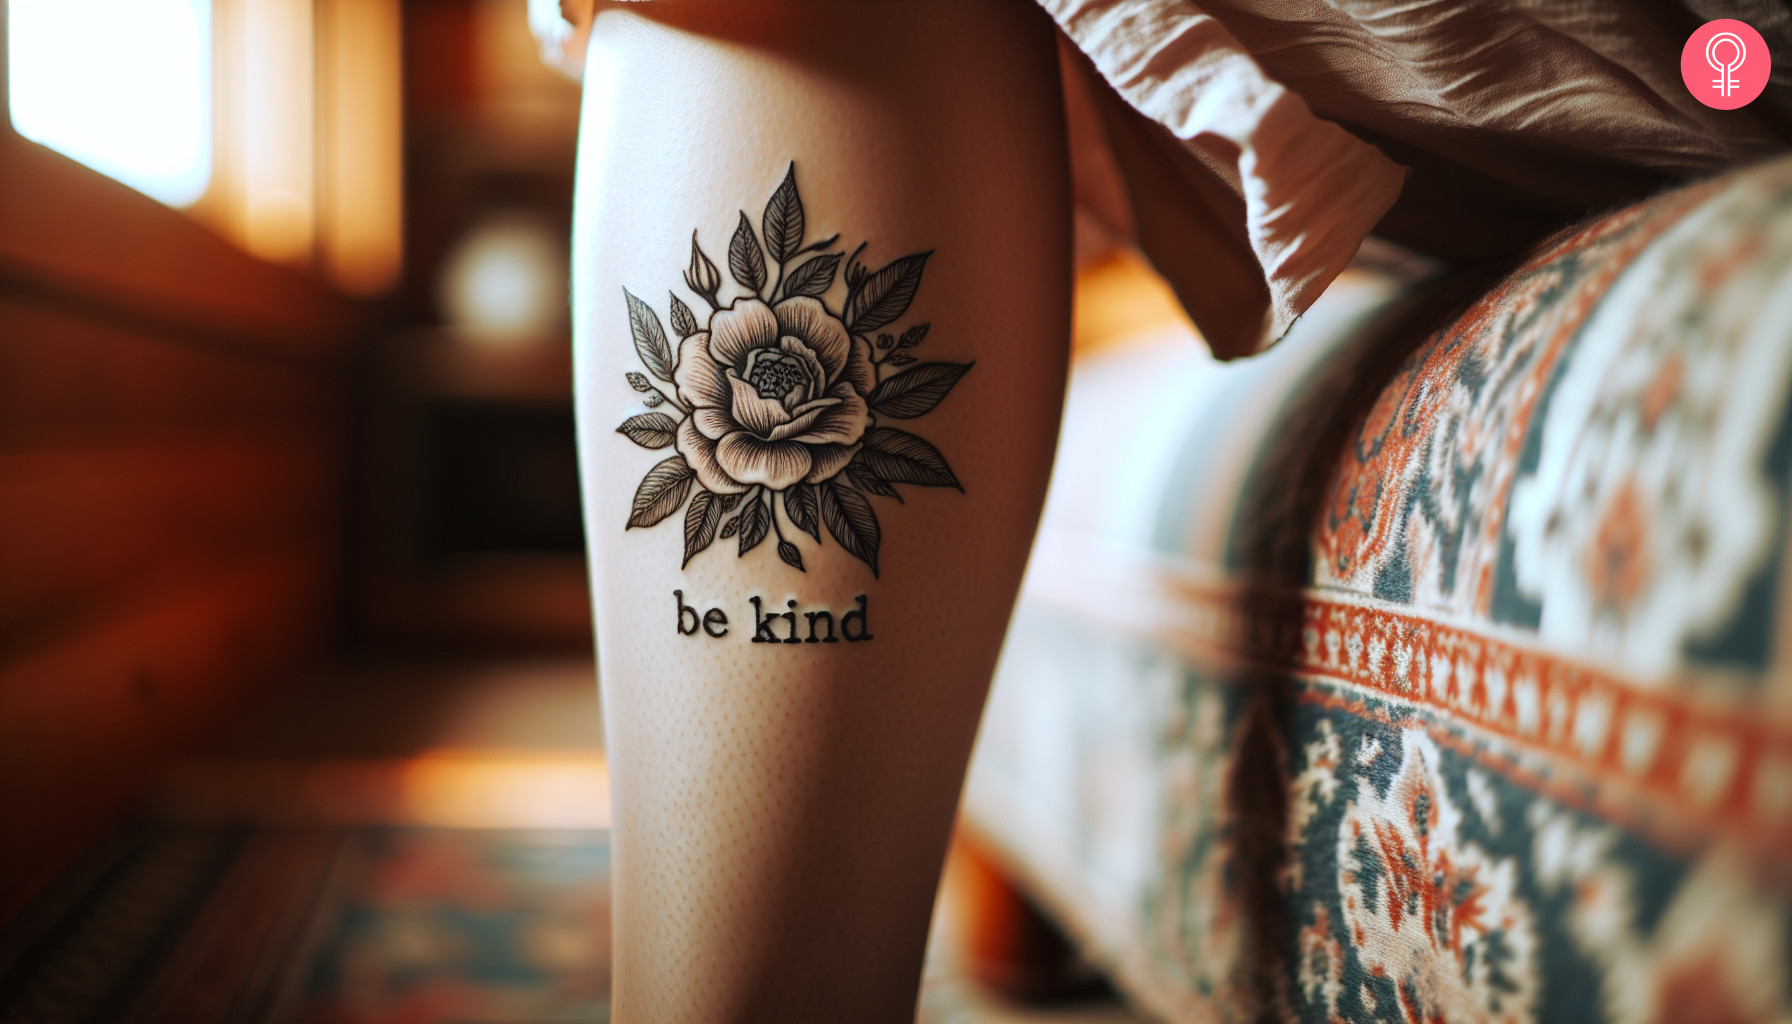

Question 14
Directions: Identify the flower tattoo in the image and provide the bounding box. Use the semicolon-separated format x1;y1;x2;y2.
616;163;969;578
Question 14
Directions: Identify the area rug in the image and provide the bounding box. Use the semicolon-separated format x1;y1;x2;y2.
0;827;612;1023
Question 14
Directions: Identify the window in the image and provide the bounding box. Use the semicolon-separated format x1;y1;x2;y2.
8;0;213;207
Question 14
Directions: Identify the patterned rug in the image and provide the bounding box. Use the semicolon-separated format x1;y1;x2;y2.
0;828;612;1024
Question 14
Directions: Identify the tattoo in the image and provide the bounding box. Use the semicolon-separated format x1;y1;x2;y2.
674;590;874;644
616;162;969;578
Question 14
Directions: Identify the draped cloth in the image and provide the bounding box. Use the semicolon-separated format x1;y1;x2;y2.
538;0;1792;357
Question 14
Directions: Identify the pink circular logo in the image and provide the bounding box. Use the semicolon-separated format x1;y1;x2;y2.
1682;20;1769;110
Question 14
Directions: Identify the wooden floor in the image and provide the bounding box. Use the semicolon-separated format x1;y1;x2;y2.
141;657;1143;1023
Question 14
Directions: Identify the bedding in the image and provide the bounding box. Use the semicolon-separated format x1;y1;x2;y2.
966;154;1792;1023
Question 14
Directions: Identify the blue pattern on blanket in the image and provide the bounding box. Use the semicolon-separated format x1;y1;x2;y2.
970;157;1792;1024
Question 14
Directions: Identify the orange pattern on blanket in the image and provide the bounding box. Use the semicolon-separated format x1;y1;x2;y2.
1312;184;1717;618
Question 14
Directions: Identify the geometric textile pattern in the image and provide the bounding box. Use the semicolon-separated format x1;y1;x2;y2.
968;156;1792;1024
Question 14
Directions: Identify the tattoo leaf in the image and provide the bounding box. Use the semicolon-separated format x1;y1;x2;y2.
626;371;653;392
867;361;973;419
669;293;699;338
783;483;821;542
623;288;675;381
845;460;902;501
781;253;841;299
885;353;916;367
683;489;723;567
643;392;666;407
847;250;930;333
737;494;770;554
778;540;805;571
627;457;694;528
616;412;678;449
820;480;880;577
858;427;962;490
719;489;748;538
762;162;804;264
729;211;767;295
898;323;930;348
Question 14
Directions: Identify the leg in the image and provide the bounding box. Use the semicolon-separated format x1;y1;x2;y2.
570;2;1070;1019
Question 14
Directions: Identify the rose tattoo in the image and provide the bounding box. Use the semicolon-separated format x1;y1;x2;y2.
615;163;969;577
675;296;872;494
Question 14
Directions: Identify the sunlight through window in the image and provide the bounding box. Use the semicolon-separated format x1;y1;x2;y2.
8;0;212;207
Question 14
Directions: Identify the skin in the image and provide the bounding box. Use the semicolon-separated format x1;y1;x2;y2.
570;2;1071;1019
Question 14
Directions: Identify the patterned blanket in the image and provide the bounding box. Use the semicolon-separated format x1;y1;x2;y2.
967;155;1792;1023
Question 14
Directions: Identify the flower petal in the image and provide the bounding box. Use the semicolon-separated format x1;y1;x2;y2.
674;332;729;409
727;373;792;437
841;333;876;397
788;396;844;418
780;337;829;404
716;433;813;491
803;442;860;484
765;397;842;441
775;297;852;384
708;298;779;371
692;406;736;441
676;417;748;494
786;381;869;445
740;347;774;380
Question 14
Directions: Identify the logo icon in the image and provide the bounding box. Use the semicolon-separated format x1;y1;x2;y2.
1682;20;1769;110
1707;31;1746;97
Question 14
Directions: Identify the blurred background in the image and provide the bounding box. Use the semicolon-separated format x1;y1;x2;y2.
0;1;1179;1019
0;1;610;1017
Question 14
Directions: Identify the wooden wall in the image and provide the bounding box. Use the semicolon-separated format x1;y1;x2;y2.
0;123;359;917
